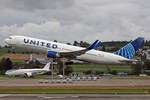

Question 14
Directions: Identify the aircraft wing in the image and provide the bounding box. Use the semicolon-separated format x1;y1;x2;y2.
47;40;101;59
58;48;92;58
24;71;47;77
32;71;46;75
119;59;139;64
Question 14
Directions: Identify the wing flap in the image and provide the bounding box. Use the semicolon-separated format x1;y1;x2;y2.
54;40;101;58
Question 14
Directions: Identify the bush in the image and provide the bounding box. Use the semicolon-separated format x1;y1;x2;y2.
131;62;142;75
95;71;104;75
143;60;150;70
109;70;118;75
65;66;73;76
84;70;93;75
0;58;13;75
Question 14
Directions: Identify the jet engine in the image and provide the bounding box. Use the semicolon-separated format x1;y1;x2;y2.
47;50;59;58
24;72;33;77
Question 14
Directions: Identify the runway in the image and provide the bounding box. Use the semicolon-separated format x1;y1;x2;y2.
0;94;150;100
1;78;150;86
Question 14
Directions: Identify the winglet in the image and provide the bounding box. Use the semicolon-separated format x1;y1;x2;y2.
88;40;101;50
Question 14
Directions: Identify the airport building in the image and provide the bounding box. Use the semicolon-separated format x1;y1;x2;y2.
144;49;150;60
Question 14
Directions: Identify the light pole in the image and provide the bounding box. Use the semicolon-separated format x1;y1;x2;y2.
61;58;67;78
51;59;53;81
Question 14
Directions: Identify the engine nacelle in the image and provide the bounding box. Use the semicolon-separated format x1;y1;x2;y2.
24;72;33;77
47;50;59;58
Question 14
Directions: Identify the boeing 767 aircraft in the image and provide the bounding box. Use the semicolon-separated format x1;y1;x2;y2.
4;36;144;64
5;62;51;77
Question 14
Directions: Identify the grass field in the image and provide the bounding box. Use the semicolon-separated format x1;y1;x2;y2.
0;48;21;56
0;89;149;94
0;48;34;56
11;59;25;63
71;64;132;73
0;85;150;94
0;48;10;56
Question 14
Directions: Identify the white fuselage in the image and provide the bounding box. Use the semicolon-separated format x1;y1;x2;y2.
5;69;49;76
5;36;130;64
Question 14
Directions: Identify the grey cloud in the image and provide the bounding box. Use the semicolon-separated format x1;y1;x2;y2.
0;0;150;45
0;0;74;11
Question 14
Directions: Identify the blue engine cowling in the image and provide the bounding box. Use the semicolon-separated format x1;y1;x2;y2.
47;51;57;58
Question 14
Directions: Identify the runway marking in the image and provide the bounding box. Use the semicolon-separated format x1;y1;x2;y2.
0;95;150;99
0;94;10;97
38;96;79;99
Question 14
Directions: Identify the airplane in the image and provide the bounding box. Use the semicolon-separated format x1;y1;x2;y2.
4;35;144;65
5;62;51;77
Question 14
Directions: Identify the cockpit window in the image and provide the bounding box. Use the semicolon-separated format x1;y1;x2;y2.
9;37;12;39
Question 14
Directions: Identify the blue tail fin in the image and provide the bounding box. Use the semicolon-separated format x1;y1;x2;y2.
88;40;101;50
114;37;144;59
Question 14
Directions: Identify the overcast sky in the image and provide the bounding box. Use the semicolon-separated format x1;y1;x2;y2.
0;0;149;45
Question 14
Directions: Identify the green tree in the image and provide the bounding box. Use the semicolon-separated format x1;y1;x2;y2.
143;60;150;70
102;45;106;51
7;49;11;53
0;58;13;75
84;70;93;75
73;41;79;46
35;60;41;65
56;61;63;75
80;41;90;48
5;58;12;70
54;40;57;42
65;65;73;76
95;71;104;75
0;58;6;74
109;70;118;75
131;62;142;75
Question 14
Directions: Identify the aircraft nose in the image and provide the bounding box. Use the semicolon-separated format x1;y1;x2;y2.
5;71;9;75
4;38;10;44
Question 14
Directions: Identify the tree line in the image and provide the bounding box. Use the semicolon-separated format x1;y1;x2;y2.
0;58;12;75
